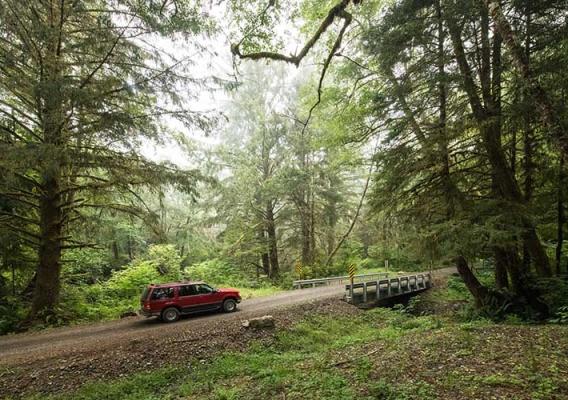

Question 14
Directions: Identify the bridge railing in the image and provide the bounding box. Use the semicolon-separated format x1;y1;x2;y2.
292;272;389;289
345;273;432;303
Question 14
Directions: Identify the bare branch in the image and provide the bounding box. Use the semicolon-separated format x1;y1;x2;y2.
231;0;354;67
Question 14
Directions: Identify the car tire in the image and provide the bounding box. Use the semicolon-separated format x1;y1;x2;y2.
222;299;237;313
161;307;180;323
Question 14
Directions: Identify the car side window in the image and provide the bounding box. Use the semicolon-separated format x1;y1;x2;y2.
195;284;213;294
150;287;175;300
178;285;197;297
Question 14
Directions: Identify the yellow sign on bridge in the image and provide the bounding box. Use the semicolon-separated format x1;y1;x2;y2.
348;264;356;280
295;262;303;278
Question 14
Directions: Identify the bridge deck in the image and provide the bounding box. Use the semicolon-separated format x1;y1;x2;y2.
345;273;432;304
293;272;433;305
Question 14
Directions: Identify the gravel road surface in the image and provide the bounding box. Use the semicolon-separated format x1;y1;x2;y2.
0;268;455;397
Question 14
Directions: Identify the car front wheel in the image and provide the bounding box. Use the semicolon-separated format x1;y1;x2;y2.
223;299;237;313
161;307;180;323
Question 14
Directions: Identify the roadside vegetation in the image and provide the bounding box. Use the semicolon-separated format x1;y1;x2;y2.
26;276;568;400
1;245;286;333
1;242;397;334
3;0;567;332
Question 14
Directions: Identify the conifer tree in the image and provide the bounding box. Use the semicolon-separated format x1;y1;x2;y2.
0;0;210;321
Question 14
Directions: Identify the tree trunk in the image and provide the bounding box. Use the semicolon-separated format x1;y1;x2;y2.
455;256;489;307
521;224;551;277
326;219;336;256
258;227;270;275
496;245;550;318
30;174;63;318
493;247;510;290
522;3;533;271
491;173;510;290
308;175;316;264
556;154;565;275
297;188;314;266
127;235;134;260
446;15;552;277
482;116;552;278
265;202;279;278
112;241;119;261
483;0;568;157
1;249;9;298
522;117;533;270
435;0;454;219
300;209;312;265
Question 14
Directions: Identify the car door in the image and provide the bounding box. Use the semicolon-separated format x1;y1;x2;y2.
193;284;222;310
177;284;198;313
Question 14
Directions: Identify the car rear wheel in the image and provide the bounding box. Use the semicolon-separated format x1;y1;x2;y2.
161;307;180;323
223;299;237;313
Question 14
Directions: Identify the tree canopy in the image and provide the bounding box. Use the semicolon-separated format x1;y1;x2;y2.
1;0;568;330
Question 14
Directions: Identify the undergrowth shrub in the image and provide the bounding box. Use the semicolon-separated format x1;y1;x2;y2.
184;259;257;287
550;306;568;324
60;244;183;322
0;297;26;334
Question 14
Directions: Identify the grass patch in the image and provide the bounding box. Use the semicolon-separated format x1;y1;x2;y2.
23;294;568;400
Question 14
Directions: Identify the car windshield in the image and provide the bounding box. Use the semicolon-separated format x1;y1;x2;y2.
140;287;150;300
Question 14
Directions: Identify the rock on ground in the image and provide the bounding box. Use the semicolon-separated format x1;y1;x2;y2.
242;315;275;329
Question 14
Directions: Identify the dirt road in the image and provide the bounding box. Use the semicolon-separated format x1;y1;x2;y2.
0;284;344;365
0;268;455;397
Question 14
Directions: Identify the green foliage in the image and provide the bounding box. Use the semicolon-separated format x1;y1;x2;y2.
185;259;253;287
185;258;281;298
58;245;183;322
549;306;568;325
2;0;566;333
63;249;112;285
108;245;182;289
368;380;436;400
538;278;568;314
53;246;281;323
0;296;27;334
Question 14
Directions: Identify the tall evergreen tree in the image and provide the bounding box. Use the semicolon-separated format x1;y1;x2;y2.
0;0;211;321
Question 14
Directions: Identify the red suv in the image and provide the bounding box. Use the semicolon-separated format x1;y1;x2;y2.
140;281;241;322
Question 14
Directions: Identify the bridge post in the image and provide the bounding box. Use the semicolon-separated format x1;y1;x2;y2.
376;280;381;300
362;282;368;303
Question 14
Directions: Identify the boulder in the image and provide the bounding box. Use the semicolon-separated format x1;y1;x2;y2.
242;315;275;329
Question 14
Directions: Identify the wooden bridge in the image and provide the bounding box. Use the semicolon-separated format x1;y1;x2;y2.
293;272;433;306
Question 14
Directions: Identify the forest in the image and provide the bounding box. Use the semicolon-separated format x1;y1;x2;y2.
0;0;567;335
